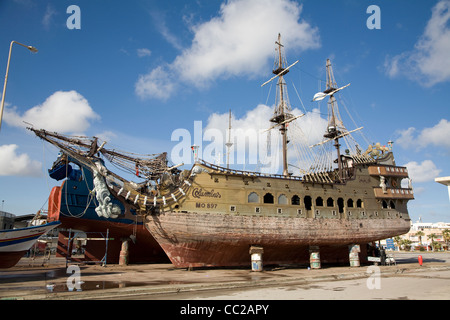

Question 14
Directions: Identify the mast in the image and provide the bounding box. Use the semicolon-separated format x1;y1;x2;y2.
269;34;292;177
323;59;343;181
225;109;233;169
260;34;300;176
27;127;169;181
311;60;365;180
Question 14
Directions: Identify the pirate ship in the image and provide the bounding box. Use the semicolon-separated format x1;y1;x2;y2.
30;34;412;268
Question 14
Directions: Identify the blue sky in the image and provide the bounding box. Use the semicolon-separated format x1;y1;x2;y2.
0;0;449;223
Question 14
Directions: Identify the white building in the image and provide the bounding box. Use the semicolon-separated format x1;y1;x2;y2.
435;176;450;202
0;210;15;230
401;220;450;250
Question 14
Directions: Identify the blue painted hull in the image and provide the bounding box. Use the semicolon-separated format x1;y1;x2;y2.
47;162;168;264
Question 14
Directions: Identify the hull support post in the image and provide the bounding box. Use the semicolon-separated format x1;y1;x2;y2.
249;245;264;272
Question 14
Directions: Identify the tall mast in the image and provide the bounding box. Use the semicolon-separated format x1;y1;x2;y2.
225;109;233;169
269;33;292;177
323;59;343;181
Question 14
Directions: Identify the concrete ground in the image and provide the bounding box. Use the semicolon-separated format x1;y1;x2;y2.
0;251;449;300
175;269;450;300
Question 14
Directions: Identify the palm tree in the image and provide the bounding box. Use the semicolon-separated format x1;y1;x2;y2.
402;239;412;251
428;233;437;251
415;231;425;246
442;229;450;251
393;236;402;250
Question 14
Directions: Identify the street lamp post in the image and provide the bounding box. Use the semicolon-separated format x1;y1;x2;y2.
0;41;38;132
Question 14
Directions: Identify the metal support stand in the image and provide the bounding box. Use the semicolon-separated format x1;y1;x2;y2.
65;228;112;267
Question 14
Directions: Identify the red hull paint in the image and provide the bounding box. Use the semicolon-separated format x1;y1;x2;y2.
145;212;409;268
158;242;367;267
0;251;27;268
48;186;169;264
54;222;168;264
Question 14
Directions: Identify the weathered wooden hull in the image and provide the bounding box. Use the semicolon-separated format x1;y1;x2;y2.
27;45;415;270
144;211;410;268
48;181;169;264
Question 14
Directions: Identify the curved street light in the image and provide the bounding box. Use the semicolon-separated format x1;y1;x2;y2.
0;41;38;132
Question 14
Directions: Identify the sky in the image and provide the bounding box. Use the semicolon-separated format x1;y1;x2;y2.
0;0;449;223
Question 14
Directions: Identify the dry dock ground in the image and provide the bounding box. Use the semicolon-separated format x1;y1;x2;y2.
1;252;449;301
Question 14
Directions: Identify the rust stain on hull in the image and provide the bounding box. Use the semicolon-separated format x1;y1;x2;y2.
145;212;410;268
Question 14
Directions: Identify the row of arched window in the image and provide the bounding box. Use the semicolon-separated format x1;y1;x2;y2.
248;192;364;211
382;200;396;209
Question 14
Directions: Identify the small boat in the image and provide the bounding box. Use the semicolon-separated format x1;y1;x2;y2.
0;220;61;268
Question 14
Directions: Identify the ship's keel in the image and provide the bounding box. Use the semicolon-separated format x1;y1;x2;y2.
144;212;409;268
158;241;368;268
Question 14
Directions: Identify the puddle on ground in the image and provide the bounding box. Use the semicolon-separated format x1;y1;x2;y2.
0;280;192;296
0;268;192;295
45;280;152;293
48;279;193;293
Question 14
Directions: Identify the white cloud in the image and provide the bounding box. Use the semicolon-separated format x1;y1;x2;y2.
203;104;275;169
384;0;450;86
95;130;118;143
135;0;320;99
202;104;327;173
42;3;57;29
418;119;450;149
396;127;416;149
135;66;176;100
396;119;450;150
295;108;328;147
149;10;184;51
205;104;273;136
137;48;151;57
403;160;441;183
384;54;401;78
4;90;100;133
0;144;42;177
174;0;320;86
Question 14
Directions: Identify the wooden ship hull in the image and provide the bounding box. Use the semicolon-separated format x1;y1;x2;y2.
143;161;412;268
29;34;414;269
46;159;169;264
